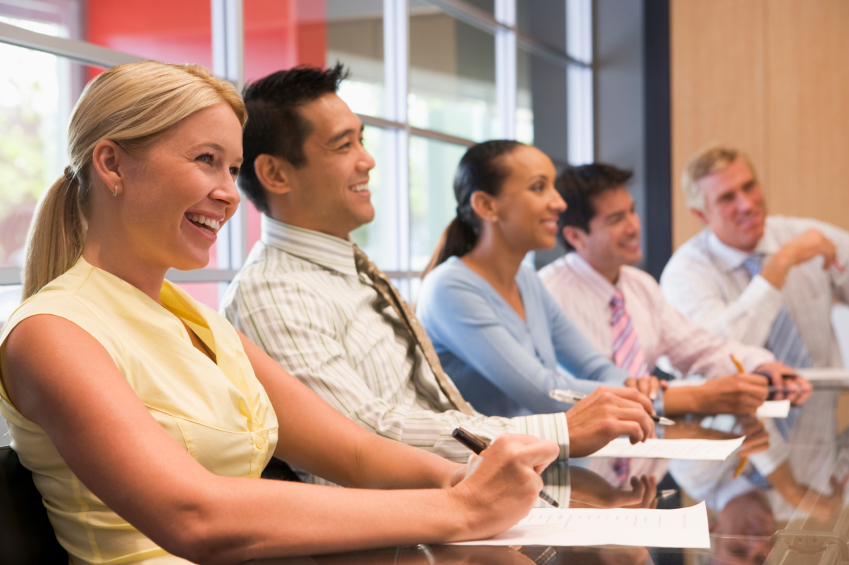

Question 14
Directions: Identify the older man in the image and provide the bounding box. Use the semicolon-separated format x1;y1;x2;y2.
660;145;849;370
540;161;814;501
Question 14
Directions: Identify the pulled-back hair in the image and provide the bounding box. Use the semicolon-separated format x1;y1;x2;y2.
23;60;246;300
555;163;633;251
239;63;349;214
423;140;524;277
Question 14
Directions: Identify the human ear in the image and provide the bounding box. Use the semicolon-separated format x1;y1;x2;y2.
690;207;708;224
562;225;586;251
254;154;293;196
90;140;125;196
469;191;497;222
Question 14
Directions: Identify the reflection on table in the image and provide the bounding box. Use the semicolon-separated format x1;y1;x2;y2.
254;384;849;565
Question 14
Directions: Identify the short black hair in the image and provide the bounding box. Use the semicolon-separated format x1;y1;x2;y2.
555;163;633;251
239;63;349;213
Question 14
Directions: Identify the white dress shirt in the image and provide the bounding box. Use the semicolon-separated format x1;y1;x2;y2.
221;216;570;479
538;253;774;377
660;216;849;368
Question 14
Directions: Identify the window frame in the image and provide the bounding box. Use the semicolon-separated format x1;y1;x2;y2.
0;0;594;295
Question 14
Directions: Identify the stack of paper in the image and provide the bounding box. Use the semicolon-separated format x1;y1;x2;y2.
451;501;710;548
756;399;791;418
587;437;744;460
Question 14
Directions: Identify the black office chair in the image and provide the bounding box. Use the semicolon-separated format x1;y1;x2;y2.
0;445;68;564
0;447;296;565
261;456;302;482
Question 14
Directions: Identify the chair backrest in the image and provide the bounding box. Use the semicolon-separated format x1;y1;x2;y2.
0;446;67;564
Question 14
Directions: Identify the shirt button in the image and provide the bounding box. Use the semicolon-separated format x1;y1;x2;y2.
256;437;266;449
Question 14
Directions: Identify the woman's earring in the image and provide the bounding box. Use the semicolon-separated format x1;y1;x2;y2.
113;185;118;197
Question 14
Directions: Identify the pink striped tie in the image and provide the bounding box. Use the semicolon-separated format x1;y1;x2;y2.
610;289;648;487
611;289;650;379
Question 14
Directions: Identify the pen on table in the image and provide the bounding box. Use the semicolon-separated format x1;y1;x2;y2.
653;489;678;501
548;389;676;426
730;355;749;479
451;427;560;508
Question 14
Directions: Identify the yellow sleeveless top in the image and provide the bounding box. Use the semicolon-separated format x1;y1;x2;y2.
0;259;279;564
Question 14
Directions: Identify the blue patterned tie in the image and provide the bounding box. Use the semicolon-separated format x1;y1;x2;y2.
742;255;813;368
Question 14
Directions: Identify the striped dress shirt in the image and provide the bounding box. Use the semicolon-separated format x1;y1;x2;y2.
538;253;775;377
221;216;570;473
660;216;849;368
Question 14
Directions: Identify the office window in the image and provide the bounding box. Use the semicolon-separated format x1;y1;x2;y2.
326;0;385;118
409;136;468;272
0;0;593;310
0;14;97;276
409;3;498;142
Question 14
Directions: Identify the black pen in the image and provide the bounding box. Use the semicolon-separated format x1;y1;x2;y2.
549;389;676;426
451;427;559;508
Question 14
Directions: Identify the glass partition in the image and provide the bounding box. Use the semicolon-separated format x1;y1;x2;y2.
409;135;468;271
409;1;498;142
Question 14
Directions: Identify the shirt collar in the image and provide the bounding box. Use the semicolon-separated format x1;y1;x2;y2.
260;215;359;277
565;252;618;304
705;218;779;272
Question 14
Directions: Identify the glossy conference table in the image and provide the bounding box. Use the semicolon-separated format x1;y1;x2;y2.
254;382;849;565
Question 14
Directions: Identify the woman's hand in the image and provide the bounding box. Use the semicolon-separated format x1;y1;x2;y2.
447;434;559;540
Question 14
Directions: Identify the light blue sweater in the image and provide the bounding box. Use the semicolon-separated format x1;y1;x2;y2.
416;256;634;418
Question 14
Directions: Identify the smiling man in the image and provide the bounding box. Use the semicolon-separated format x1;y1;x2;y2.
660;145;849;370
538;162;815;500
221;66;658;480
538;163;804;415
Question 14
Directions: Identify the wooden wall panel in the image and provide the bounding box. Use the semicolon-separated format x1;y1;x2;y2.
670;0;766;248
765;0;849;227
670;0;849;249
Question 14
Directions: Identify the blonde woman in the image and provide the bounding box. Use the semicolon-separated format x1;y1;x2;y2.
0;61;558;564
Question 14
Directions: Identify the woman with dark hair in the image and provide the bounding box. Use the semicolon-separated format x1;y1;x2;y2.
417;141;652;418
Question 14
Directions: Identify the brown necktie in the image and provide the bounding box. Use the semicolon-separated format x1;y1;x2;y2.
352;245;475;415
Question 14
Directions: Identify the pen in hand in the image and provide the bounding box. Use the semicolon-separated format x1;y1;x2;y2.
730;355;749;479
548;389;676;426
451;427;560;508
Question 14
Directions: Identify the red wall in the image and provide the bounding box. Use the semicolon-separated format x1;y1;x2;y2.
84;0;327;308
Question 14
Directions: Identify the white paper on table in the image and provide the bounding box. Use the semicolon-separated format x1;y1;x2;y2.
756;399;790;418
797;368;849;381
587;437;745;460
450;501;710;548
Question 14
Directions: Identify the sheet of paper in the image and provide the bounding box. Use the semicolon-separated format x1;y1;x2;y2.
451;501;710;548
587;437;745;460
797;368;849;381
756;399;790;418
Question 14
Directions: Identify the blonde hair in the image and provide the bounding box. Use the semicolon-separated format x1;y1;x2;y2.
681;144;758;212
22;61;246;299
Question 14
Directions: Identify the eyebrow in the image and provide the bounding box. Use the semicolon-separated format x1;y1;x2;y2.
189;143;243;164
327;123;364;145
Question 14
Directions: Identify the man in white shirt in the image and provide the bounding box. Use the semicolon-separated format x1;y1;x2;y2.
660;144;849;369
221;65;656;471
539;162;814;507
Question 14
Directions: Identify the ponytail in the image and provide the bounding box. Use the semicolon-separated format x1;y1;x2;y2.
22;169;88;299
422;217;479;278
421;139;524;279
19;61;246;300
